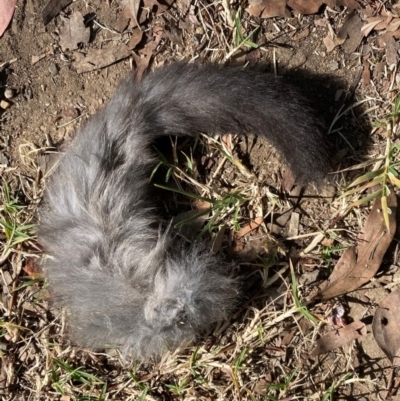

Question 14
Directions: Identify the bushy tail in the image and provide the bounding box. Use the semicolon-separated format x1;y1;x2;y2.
108;62;331;183
40;62;331;360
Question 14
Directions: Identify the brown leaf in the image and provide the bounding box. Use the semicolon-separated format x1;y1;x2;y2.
287;212;300;237
318;193;397;300
324;0;360;10
194;200;213;211
385;36;400;65
321;237;334;246
121;0;141;28
234;216;264;240
212;224;226;254
361;19;384;37
338;11;363;54
31;47;54;65
378;30;400;47
362;60;371;85
0;0;17;37
42;0;72;25
288;0;323;15
133;26;164;78
246;0;290;19
245;49;261;66
254;379;268;395
267;207;293;235
311;320;367;357
163;22;184;47
373;289;400;366
387;18;400;32
59;12;90;52
127;28;143;50
367;16;391;31
73;44;131;73
323;32;345;52
176;0;191;15
293;27;310;41
23;258;42;278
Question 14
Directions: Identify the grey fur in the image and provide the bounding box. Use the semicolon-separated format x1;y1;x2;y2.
39;62;331;359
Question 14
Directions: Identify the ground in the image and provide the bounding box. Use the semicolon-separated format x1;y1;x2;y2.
0;0;400;400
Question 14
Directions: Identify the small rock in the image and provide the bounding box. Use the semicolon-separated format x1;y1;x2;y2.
49;63;59;76
0;100;11;109
0;152;8;166
63;107;79;118
195;26;204;35
4;88;15;99
328;61;339;71
24;87;33;100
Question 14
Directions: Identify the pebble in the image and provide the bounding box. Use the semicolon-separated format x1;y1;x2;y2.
4;88;15;99
49;63;59;76
0;100;11;109
24;87;33;100
328;61;339;71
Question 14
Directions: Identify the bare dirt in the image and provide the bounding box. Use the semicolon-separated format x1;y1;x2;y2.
1;0;400;400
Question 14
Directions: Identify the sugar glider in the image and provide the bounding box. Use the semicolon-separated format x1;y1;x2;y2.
39;62;331;359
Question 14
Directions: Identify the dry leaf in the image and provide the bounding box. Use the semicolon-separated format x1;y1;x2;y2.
23;258;42;279
324;0;360;10
267;207;293;235
0;0;17;37
31;47;54;65
245;49;261;66
373;289;400;366
127;28;143;50
73;44;131;73
42;0;72;25
176;0;191;15
133;26;164;78
362;61;371;85
234;216;264;240
311;321;367;357
163;22;184;47
378;30;400;47
387;19;400;32
323;32;345;52
121;0;141;28
59;12;90;52
212;224;226;254
194;200;213;211
246;0;290;19
338;12;363;54
361;19;384;37
293;28;310;41
288;0;323;15
179;4;200;29
254;379;268;394
317;192;397;300
380;16;394;29
287;212;299;237
385;36;400;65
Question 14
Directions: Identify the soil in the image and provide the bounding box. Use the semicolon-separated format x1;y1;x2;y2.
1;0;399;400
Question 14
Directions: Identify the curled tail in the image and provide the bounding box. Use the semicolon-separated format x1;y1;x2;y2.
39;62;331;359
110;62;331;183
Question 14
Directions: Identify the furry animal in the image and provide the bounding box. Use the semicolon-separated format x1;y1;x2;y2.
39;62;331;359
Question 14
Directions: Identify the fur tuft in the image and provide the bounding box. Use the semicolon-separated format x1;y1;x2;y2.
39;62;331;359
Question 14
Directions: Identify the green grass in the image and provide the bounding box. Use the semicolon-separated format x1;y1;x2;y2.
341;94;400;228
51;359;105;397
290;260;318;325
0;182;35;262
